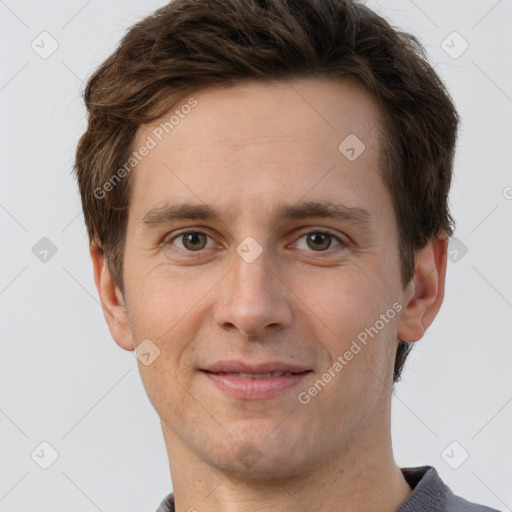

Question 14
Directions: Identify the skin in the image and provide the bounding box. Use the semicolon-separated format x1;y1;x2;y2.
91;77;448;512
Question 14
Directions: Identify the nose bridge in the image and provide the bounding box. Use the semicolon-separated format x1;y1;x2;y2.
213;241;292;336
233;244;272;301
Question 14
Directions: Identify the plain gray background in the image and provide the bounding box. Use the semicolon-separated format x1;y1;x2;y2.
1;0;511;510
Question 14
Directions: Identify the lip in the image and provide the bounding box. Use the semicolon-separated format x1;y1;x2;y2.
202;360;311;374
200;360;312;400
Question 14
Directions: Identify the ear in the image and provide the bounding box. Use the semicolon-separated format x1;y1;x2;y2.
90;242;134;351
397;230;449;342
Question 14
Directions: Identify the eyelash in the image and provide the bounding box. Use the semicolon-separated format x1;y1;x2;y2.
163;229;346;256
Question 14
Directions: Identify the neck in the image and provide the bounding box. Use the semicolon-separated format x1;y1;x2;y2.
162;402;412;512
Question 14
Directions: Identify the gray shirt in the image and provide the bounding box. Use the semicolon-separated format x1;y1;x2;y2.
155;466;500;511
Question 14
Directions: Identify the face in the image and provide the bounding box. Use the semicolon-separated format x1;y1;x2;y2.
117;78;410;478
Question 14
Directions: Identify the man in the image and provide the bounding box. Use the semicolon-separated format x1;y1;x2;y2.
73;0;499;510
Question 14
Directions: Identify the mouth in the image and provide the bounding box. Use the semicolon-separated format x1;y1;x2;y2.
204;371;303;378
199;367;312;399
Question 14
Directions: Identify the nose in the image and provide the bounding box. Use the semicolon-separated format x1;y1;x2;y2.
213;247;293;338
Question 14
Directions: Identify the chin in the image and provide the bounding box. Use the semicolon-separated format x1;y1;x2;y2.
210;448;308;481
199;423;315;480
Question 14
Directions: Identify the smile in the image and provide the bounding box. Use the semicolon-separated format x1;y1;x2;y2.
200;370;312;399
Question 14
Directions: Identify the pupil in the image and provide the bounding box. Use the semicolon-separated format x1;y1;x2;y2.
184;233;205;250
308;233;330;251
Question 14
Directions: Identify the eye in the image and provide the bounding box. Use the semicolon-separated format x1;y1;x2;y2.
294;231;343;252
170;231;215;251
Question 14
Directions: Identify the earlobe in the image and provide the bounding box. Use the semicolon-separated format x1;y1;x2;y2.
89;242;135;351
397;231;449;342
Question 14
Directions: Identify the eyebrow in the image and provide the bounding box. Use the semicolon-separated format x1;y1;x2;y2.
140;201;373;232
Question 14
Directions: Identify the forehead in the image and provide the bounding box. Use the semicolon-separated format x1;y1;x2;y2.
128;77;386;221
137;77;382;150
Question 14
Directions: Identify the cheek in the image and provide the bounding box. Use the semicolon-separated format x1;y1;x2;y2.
299;264;394;332
126;258;203;328
300;282;399;417
298;264;400;385
124;258;225;379
127;266;204;418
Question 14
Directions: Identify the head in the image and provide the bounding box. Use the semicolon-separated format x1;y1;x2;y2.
75;0;458;479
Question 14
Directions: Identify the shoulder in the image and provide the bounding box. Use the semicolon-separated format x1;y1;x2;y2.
444;493;502;512
154;492;175;512
154;468;501;512
398;466;501;512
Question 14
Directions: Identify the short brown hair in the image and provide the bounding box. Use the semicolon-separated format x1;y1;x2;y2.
74;0;459;383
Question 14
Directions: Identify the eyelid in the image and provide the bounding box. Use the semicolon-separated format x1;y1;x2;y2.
165;229;217;250
291;229;346;251
162;227;348;253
